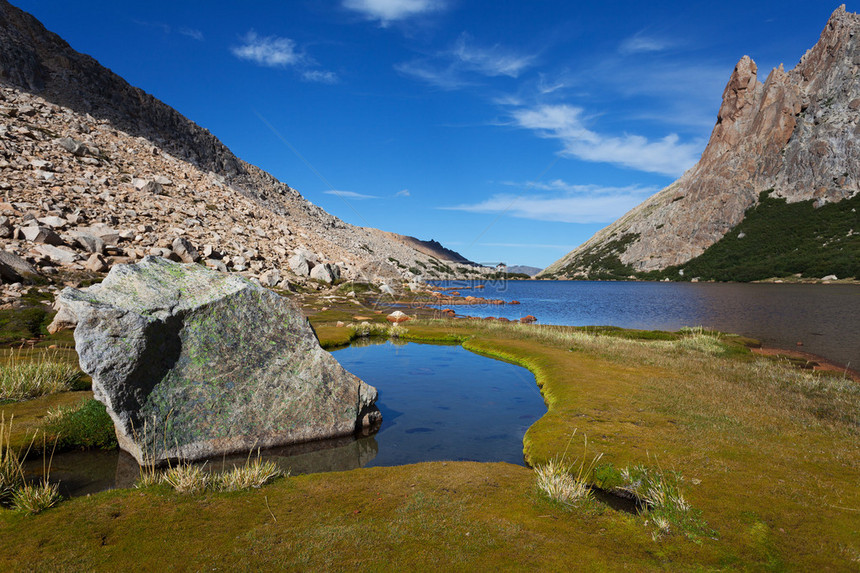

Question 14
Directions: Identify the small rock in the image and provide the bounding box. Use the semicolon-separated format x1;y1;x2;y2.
84;253;109;273
56;136;87;156
69;231;105;254
289;253;312;277
310;263;334;284
386;310;410;324
0;216;12;238
22;226;64;246
35;244;79;265
259;269;281;288
172;237;200;263
0;251;40;282
37;216;68;229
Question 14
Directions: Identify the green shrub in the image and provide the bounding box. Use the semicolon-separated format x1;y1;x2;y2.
653;191;860;282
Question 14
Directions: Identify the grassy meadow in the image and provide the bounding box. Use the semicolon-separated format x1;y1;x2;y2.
0;308;857;570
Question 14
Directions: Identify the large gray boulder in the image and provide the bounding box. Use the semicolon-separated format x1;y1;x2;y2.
55;256;381;465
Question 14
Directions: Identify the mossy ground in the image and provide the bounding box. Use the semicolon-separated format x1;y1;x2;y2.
0;300;857;569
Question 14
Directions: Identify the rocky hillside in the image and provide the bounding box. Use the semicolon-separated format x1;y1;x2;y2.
0;0;491;305
542;6;860;281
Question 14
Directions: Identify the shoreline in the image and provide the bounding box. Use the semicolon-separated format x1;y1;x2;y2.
751;345;860;382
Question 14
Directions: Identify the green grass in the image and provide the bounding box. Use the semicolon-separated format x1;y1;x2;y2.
41;399;117;451
0;319;858;569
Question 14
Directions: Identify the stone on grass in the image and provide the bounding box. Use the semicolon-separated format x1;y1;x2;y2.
386;311;410;323
54;256;380;466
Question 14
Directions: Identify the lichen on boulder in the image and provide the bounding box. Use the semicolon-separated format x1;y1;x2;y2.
54;256;381;465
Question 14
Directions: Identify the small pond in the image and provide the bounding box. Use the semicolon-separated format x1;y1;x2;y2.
25;340;546;497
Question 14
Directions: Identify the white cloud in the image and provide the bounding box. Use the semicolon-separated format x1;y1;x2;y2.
343;0;445;25
179;27;204;42
511;104;702;177
395;189;411;197
619;32;673;55
397;36;535;90
232;31;301;67
441;182;658;224
452;35;535;78
302;70;339;84
324;190;380;199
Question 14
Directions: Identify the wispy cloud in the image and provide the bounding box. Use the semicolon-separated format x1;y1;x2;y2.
452;34;536;78
303;70;339;84
134;20;203;41
397;34;536;89
179;27;204;42
510;104;702;176
232;31;338;83
394;61;475;90
395;189;411;197
343;0;446;26
441;182;658;224
619;32;674;55
232;31;301;67
324;190;380;199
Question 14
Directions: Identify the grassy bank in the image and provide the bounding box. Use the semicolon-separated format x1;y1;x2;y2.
0;318;858;569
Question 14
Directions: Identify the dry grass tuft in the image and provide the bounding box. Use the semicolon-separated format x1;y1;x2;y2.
0;348;82;401
535;430;602;507
217;455;284;492
163;463;210;494
11;479;60;514
535;459;591;506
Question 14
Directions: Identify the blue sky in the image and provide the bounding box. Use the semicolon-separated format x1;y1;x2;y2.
12;0;848;267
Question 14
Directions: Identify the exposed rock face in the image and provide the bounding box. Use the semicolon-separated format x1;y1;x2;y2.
0;0;493;301
542;6;860;278
54;256;381;465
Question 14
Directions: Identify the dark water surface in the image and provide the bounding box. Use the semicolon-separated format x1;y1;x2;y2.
26;340;546;497
429;280;860;369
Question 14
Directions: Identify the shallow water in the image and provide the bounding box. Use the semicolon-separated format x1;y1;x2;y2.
428;280;860;369
25;340;545;496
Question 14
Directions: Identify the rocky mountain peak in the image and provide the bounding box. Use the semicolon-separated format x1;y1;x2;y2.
542;6;860;279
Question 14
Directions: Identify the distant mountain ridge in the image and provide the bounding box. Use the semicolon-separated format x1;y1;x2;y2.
541;6;860;281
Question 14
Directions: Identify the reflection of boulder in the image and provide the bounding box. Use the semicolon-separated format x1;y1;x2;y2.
55;256;381;466
216;435;379;476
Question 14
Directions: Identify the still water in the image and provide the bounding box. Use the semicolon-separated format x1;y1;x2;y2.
429;280;860;369
29;340;546;497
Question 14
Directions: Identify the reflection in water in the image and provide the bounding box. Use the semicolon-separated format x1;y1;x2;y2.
25;340;545;497
335;340;545;467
